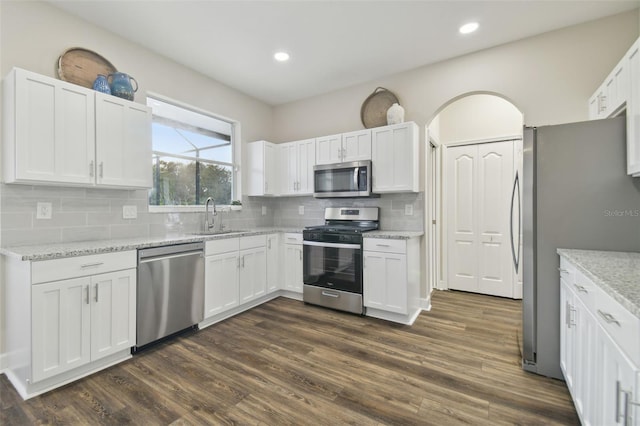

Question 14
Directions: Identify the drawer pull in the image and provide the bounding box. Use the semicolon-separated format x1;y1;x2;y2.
376;244;391;247
85;285;90;305
598;310;621;327
574;283;589;293
321;291;339;298
80;262;104;269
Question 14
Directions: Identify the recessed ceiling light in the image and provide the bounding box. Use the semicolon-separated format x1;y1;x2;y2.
459;22;479;34
274;51;290;62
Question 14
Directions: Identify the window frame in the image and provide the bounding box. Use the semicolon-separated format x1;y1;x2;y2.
146;92;242;213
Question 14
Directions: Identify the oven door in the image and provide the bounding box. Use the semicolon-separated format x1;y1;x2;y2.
303;240;362;293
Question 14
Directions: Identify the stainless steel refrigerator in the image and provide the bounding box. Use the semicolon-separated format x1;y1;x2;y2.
521;115;640;379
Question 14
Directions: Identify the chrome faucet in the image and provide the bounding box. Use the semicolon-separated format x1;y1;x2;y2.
204;197;216;231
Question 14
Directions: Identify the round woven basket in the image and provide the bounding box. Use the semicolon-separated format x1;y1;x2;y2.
360;87;400;128
57;47;117;88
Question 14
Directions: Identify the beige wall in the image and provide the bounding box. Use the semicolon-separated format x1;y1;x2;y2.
436;94;523;144
272;9;639;142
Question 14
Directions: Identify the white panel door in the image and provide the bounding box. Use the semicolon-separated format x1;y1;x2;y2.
90;269;136;361
280;143;297;195
264;142;277;195
204;252;240;318
363;252;408;314
32;277;91;382
284;244;303;293
446;144;478;292
296;138;316;194
316;134;342;165
14;69;95;184
239;246;267;303
477;141;514;297
342;129;372;162
95;93;152;188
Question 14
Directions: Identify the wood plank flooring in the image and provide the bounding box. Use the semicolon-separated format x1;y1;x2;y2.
0;290;579;425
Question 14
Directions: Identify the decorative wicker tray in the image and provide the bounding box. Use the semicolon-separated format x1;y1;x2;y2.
360;87;399;128
57;47;117;88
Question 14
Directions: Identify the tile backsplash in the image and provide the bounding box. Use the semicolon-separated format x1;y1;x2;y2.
0;183;423;247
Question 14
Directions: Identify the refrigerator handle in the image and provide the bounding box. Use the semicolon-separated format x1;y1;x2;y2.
510;171;521;273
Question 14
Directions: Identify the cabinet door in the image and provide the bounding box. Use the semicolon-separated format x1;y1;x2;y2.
595;324;638;426
95;93;152;188
204;252;239;318
627;40;640;176
296;138;316;194
279;142;297;195
371;122;418;192
13;69;95;185
284;244;303;293
90;269;136;361
266;234;280;293
560;280;576;391
342;129;372;162
363;252;407;314
32;277;91;382
239;247;267;303
573;296;598;426
316;134;342;165
264;142;277;195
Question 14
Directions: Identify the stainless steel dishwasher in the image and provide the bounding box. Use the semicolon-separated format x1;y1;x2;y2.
135;242;205;350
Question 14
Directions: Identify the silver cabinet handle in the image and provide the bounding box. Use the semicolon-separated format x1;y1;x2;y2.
89;160;95;178
85;285;90;305
99;162;104;178
241;256;245;268
376;243;391;247
574;283;589;293
94;284;99;303
265;181;268;191
299;249;302;261
80;262;104;269
237;257;240;269
598;310;621;326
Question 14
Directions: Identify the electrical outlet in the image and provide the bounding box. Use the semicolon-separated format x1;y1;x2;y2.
122;205;137;219
262;206;267;216
298;205;305;215
404;204;414;216
36;202;52;219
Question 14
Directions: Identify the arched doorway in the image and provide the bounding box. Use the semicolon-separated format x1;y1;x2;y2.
426;93;524;299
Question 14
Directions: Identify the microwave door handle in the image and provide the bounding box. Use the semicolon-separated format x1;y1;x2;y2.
353;167;359;190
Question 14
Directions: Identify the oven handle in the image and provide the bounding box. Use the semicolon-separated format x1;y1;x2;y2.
303;241;361;249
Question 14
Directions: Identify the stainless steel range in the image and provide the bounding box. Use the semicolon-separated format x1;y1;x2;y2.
302;207;379;314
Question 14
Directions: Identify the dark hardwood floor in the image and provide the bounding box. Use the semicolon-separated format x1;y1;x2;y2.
0;290;579;425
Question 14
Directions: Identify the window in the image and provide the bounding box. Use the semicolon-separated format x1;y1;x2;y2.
147;96;236;209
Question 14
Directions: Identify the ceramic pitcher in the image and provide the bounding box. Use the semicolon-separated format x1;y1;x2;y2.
109;72;138;101
92;74;111;94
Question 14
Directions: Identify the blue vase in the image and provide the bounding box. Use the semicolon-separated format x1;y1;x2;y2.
92;74;111;94
108;72;138;101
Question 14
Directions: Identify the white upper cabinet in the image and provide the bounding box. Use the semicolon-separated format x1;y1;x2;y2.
316;130;371;165
588;37;640;177
316;133;343;165
279;138;315;195
246;140;277;196
3;68;96;185
95;93;152;188
371;121;419;193
3;68;152;188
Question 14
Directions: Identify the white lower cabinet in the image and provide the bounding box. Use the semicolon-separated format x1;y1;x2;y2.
363;237;421;324
283;233;303;293
5;251;136;399
559;254;639;426
266;233;280;293
204;249;240;318
239;246;267;303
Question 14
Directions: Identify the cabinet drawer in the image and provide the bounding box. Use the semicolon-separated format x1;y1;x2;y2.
31;251;136;284
283;233;302;244
240;235;266;250
363;238;406;254
205;238;239;256
596;290;640;364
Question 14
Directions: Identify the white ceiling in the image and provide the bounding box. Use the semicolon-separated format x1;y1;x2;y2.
49;0;639;106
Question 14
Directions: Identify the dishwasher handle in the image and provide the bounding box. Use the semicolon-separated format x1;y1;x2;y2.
139;250;203;264
138;242;204;261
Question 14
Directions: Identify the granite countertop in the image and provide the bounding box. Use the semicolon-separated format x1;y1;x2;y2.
1;228;421;261
557;249;640;319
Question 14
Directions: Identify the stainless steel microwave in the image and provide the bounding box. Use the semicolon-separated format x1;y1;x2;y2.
313;160;372;198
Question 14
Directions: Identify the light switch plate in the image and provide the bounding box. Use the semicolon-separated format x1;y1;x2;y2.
36;202;52;219
404;204;414;216
298;205;305;215
262;206;267;216
123;205;137;219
